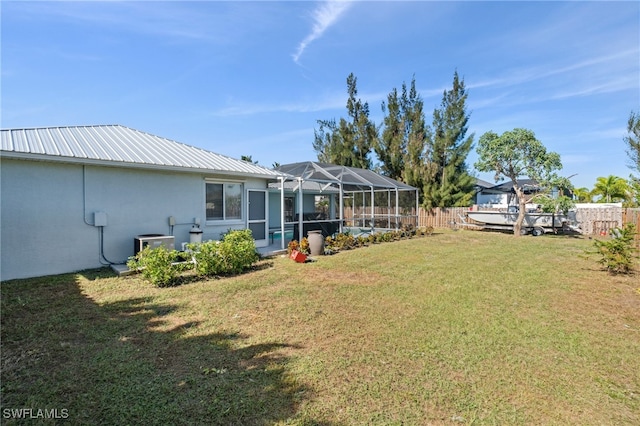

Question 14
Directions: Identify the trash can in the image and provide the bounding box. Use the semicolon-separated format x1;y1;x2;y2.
189;226;203;244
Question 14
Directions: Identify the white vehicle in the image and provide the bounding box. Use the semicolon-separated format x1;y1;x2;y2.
464;207;578;236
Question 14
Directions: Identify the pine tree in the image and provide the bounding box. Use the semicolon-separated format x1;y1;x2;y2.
403;78;429;193
377;87;405;179
423;71;475;209
313;73;377;169
376;77;429;195
624;110;640;173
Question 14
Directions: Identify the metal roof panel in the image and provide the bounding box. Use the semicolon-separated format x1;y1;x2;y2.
0;125;285;178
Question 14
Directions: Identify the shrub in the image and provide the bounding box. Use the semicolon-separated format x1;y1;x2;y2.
219;229;260;274
335;233;356;250
189;229;259;277
189;239;224;277
588;224;637;275
356;235;368;247
127;246;187;287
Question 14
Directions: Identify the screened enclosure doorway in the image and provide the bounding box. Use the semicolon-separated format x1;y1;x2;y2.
247;189;268;247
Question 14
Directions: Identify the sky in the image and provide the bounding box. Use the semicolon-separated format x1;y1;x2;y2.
1;1;638;190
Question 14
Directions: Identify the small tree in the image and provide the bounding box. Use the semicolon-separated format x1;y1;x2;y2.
475;128;563;236
589;224;637;275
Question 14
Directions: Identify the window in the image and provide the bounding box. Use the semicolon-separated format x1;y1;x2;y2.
206;182;242;221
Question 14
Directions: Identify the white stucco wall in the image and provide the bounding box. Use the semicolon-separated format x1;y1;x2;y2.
2;160;97;280
1;158;269;281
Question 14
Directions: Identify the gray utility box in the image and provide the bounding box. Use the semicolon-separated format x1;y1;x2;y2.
134;234;175;255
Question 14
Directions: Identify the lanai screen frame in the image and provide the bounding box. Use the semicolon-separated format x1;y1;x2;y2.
272;162;419;249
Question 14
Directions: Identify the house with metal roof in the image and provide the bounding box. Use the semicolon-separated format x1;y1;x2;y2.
0;125;287;281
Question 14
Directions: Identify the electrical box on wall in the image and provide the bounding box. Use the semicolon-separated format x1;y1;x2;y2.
94;211;108;227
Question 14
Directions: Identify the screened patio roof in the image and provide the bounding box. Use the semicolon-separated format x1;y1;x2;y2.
274;161;417;192
268;162;419;250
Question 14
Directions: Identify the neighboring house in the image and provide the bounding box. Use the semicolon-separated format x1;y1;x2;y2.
475;179;541;208
473;178;494;205
0;125;286;281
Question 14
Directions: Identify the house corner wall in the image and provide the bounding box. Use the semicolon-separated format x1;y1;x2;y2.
1;159;270;281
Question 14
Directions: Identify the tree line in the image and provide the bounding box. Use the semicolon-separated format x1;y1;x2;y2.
312;71;476;210
311;72;640;211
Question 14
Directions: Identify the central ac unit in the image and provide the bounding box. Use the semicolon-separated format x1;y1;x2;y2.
134;234;175;255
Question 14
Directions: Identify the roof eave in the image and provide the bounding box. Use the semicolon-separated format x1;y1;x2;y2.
1;151;288;179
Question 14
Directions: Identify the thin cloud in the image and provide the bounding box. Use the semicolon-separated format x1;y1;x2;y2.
292;1;352;64
210;96;345;117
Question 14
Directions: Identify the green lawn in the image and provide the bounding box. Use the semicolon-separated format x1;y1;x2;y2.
2;230;639;425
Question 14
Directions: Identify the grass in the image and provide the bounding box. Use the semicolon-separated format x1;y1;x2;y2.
2;230;639;425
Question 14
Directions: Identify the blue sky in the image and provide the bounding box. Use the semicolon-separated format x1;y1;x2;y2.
2;1;638;189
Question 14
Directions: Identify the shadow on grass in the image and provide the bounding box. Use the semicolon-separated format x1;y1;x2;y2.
1;270;330;425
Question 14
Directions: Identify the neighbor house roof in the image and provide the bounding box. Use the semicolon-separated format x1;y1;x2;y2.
480;179;540;194
0;125;285;179
474;178;494;189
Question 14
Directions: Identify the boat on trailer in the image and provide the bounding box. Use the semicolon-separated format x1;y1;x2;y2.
465;208;575;236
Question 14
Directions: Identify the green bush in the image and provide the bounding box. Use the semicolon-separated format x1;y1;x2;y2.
334;233;356;250
355;235;368;247
219;229;260;274
189;239;224;277
127;246;187;287
189;229;259;277
588;224;637;275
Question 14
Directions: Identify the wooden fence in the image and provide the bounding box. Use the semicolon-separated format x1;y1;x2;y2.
623;208;640;248
341;206;639;246
418;207;473;229
574;207;623;235
417;206;640;247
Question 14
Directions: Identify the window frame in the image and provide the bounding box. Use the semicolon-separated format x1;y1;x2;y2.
205;180;244;223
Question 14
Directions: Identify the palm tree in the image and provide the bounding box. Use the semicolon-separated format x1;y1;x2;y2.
573;187;593;203
591;175;629;203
